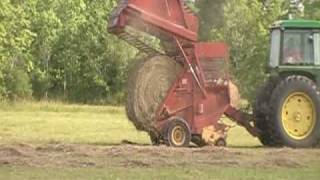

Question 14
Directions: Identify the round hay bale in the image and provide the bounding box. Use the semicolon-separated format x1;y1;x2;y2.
126;55;183;135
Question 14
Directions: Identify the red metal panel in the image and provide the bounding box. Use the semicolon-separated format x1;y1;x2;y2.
127;4;197;41
195;43;229;58
155;65;230;135
192;88;230;134
128;0;185;26
109;0;199;42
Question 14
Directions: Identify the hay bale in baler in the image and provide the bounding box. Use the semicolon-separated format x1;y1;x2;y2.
126;55;183;139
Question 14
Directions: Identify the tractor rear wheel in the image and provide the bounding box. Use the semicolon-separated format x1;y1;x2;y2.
126;55;183;142
267;76;320;147
253;76;280;146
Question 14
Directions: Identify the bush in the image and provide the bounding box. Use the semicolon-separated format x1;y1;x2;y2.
4;68;32;100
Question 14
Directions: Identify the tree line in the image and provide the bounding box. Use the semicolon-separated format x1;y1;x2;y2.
0;0;136;104
0;0;319;104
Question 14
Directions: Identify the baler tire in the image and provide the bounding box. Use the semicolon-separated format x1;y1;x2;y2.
191;135;207;147
125;55;183;139
267;75;320;148
253;76;280;146
215;138;227;147
149;131;161;146
164;118;191;147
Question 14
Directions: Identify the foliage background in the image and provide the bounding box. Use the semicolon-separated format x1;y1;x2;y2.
0;0;320;104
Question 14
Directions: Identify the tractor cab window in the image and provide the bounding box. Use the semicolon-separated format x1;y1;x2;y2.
315;33;320;65
282;30;314;65
270;29;281;67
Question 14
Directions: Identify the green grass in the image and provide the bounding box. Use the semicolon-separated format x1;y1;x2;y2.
0;101;260;146
0;102;319;180
0;101;149;145
1;165;320;180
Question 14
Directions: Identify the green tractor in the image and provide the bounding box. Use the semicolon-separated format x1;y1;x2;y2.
254;20;320;148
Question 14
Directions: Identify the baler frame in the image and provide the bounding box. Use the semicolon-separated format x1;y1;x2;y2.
108;0;259;146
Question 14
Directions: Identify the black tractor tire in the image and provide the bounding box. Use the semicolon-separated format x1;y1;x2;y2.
164;118;191;147
253;76;281;146
267;75;320;147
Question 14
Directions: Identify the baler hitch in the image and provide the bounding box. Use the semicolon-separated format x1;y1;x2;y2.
225;106;261;137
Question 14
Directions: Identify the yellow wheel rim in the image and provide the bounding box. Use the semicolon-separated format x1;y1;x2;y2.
171;126;186;146
281;92;316;140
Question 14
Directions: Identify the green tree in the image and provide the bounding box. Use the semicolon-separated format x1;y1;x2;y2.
0;0;34;100
196;0;226;40
304;0;320;19
1;0;319;104
0;0;136;103
28;0;135;103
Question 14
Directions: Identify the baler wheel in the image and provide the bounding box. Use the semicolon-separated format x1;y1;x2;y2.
191;135;207;147
164;118;191;147
215;138;227;147
126;55;183;142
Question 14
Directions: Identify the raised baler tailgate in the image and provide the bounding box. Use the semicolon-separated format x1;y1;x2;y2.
108;0;198;42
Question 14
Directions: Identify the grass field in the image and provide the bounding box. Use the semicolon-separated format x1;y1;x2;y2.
0;102;319;180
0;101;259;146
0;102;148;145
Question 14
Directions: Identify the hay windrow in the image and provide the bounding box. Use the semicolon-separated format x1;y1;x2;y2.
126;55;183;134
0;144;314;169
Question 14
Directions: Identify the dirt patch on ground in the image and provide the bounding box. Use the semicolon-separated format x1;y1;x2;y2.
0;143;318;169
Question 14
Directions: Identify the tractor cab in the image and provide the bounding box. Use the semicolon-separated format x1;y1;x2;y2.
269;20;320;71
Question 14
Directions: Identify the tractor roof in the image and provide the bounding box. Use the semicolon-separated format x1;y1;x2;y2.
272;20;320;29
